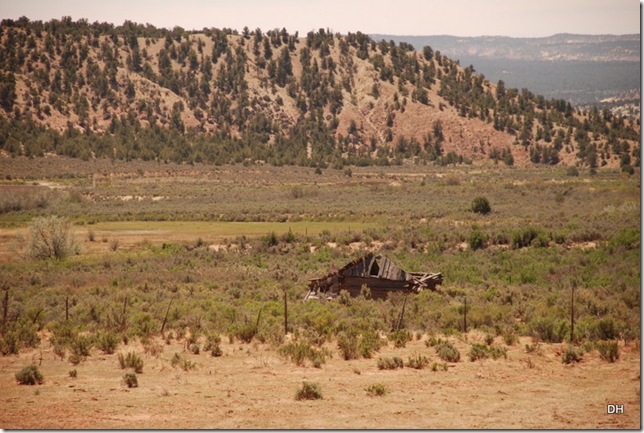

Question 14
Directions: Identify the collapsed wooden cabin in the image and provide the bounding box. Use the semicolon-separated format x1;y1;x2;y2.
306;253;442;300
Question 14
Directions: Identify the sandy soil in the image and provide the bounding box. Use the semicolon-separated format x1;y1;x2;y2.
0;333;639;429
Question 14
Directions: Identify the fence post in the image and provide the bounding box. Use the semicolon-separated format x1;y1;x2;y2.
463;296;468;334
284;290;288;335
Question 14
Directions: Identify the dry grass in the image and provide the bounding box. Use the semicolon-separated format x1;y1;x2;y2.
0;334;639;429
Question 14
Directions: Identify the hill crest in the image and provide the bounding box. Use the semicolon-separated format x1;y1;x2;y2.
0;17;639;169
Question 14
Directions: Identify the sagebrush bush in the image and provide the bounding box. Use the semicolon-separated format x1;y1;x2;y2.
123;372;138;388
405;354;430;369
528;317;568;343
595;340;619;363
15;365;44;385
25;216;79;260
0;319;41;356
561;346;582;364
210;344;223;357
469;229;487;250
279;340;329;367
96;332;119;354
388;330;411;348
435;341;460;362
337;332;360;360
365;383;387;396
377;356;404;370
118;351;144;373
512;226;545;249
295;381;322;400
471;196;491;214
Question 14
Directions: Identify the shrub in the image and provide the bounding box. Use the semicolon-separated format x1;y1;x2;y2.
279;340;329;367
468;343;489;361
561;346;582;364
512;226;545;249
431;362;449;372
525;343;542;354
118;352;144;373
295;381;322;400
468;229;487;250
488;346;508;360
359;330;385;359
528;317;568;343
69;334;93;364
566;166;580;177
123;372;138;388
235;323;258;344
25;216;79;260
377;356;404;370
595;340;620;363
484;334;495;345
0;320;41;355
469;342;507;361
365;383;387;396
210;344;223;357
503;332;518;346
15;365;44;385
96;332;119;354
337;332;360;360
68;369;77;378
405;354;430;369
471;196;491;214
189;343;200;355
435;341;460;362
388;330;411;348
593;318;618;340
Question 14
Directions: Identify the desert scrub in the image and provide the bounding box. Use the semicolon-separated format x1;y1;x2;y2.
377;356;404;370
338;330;384;361
561;346;582;364
528;317;568;343
15;365;44;385
123;372;138;388
468;228;487;250
69;334;94;365
0;318;41;355
405;354;430;369
171;353;197;371
503;332;518;346
365;383;387;396
595;340;619;363
431;362;449;372
25;215;80;260
279;340;329;367
434;341;461;362
388;330;412;348
468;343;508;361
118;351;144;373
96;332;119;354
295;381;322;400
471;196;491;214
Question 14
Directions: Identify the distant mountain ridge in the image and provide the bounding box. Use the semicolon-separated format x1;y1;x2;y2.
371;33;640;107
370;34;640;62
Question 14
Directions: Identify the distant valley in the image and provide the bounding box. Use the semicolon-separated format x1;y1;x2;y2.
371;33;640;109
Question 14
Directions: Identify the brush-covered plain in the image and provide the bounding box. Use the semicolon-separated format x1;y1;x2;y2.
0;158;639;428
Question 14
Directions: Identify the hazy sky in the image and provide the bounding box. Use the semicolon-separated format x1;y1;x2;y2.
1;0;640;37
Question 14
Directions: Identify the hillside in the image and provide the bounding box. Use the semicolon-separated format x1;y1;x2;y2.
371;33;641;108
0;17;639;169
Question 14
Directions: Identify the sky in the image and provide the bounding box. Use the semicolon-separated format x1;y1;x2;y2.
1;0;640;37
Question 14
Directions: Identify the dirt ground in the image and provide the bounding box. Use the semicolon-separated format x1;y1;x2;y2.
0;333;639;429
